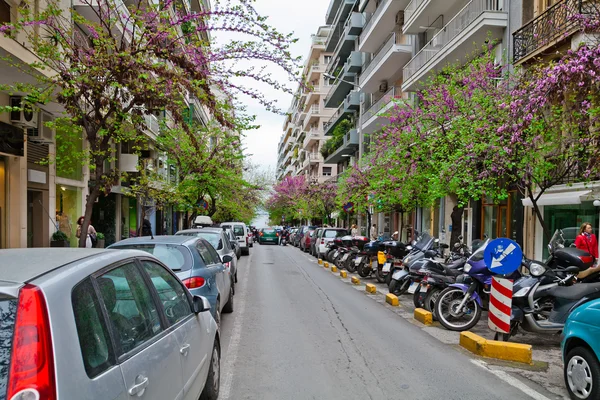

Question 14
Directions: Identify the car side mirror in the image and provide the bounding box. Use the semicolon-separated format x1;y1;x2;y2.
222;255;233;263
193;295;211;314
566;266;580;274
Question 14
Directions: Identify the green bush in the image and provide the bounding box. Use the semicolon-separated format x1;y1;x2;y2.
96;232;105;240
321;119;352;158
52;230;69;241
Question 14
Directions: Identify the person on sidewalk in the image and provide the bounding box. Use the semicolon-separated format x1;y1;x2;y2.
76;216;97;248
575;222;599;263
370;224;377;241
351;224;358;237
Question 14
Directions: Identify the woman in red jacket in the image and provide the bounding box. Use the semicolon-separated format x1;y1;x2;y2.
575;222;599;260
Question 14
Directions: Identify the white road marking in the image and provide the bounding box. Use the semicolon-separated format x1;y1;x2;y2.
470;359;552;400
220;251;252;399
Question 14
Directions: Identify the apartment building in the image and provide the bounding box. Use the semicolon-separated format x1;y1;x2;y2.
277;26;338;184
0;0;212;248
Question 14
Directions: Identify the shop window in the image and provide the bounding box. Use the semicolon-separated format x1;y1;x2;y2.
0;0;9;24
322;167;332;176
542;202;599;259
56;185;82;246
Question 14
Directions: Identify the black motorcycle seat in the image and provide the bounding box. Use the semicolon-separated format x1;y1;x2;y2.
547;282;600;300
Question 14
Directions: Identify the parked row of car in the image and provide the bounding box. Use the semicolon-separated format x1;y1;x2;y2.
285;226;349;257
0;220;253;400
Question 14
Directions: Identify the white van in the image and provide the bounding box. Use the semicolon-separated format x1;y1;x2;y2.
221;222;251;255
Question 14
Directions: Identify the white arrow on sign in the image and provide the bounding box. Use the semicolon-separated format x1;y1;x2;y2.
490;243;517;269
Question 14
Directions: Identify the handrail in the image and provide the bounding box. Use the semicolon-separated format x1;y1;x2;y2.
361;86;406;116
360;0;390;43
403;0;504;83
360;33;410;84
404;0;428;25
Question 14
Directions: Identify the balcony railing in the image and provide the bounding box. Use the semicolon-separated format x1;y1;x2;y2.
360;0;390;43
513;0;593;62
361;86;407;116
312;35;327;46
403;0;503;83
404;0;427;24
360;33;410;82
145;115;159;136
309;153;324;163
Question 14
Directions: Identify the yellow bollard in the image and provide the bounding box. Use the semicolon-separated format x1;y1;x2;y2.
351;276;360;285
318;259;323;265
324;262;329;268
365;284;376;294
385;293;399;306
340;270;347;278
331;265;338;273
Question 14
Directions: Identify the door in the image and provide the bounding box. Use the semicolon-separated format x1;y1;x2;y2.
461;208;473;245
27;190;44;248
96;262;183;400
142;260;210;400
498;206;509;238
196;240;228;303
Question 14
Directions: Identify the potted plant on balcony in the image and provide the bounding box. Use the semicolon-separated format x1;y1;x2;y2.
51;230;70;247
96;232;105;248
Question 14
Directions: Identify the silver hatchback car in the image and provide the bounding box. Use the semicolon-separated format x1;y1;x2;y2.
0;248;220;400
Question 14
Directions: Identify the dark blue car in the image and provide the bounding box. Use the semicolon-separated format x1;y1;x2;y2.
109;235;234;325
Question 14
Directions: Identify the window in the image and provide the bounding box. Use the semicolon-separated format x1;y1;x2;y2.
72;279;114;378
112;244;192;271
142;261;192;326
97;263;163;356
0;0;9;24
232;226;244;236
206;243;222;263
322;167;332;176
193;232;222;250
196;240;218;265
324;229;346;238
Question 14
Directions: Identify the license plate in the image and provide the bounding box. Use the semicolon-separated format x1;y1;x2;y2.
355;256;362;266
341;253;349;261
408;282;420;294
420;285;428;293
392;270;405;280
382;263;391;272
333;251;339;258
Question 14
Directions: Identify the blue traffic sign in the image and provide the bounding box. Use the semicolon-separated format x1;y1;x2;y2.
483;238;523;275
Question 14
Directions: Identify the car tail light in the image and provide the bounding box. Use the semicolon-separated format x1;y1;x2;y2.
321;239;325;244
224;262;231;269
260;232;264;236
183;277;206;288
7;284;56;400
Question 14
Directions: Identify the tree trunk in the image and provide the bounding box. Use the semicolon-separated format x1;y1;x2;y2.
449;204;464;247
529;194;551;243
79;186;101;248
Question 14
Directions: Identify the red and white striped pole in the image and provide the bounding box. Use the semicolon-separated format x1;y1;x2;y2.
488;277;513;334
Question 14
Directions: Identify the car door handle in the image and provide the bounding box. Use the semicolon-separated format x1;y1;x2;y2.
128;375;149;396
180;343;190;356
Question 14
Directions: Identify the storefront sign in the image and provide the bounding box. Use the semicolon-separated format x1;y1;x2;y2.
0;122;24;157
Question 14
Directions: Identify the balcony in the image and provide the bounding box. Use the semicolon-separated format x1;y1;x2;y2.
359;33;412;93
329;12;366;68
513;0;594;64
309;153;324;164
74;0;134;41
326;0;361;52
305;85;327;107
361;87;411;134
303;105;322;130
402;0;507;92
144;115;160;140
307;62;326;80
403;0;463;34
324;91;361;135
303;129;322;148
359;0;411;53
326;0;345;24
324;129;359;164
324;54;362;108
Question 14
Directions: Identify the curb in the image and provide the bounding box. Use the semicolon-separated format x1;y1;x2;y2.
459;331;532;364
331;265;338;273
385;293;399;306
351;276;360;285
318;259;323;265
365;284;376;294
340;270;347;278
414;308;433;325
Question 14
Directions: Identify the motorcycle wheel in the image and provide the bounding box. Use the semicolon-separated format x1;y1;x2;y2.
389;278;411;296
424;288;442;320
345;257;357;273
375;267;386;283
385;271;392;285
326;251;335;263
334;255;345;270
357;261;370;278
413;284;426;308
435;287;482;332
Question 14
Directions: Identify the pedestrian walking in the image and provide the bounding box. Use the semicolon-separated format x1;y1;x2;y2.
392;231;399;241
351;224;358;237
76;216;97;248
370;224;377;241
138;218;153;237
575;222;599;263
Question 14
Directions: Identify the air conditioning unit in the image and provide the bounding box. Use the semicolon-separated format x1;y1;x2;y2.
379;81;388;93
395;11;404;25
10;96;38;129
27;111;54;144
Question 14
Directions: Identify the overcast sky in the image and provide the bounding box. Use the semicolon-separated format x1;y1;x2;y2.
216;0;330;174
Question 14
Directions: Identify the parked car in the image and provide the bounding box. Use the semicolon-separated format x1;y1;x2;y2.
176;227;239;283
316;228;349;259
221;222;250;255
310;228;323;257
0;248;220;400
259;227;279;244
109;235;234;325
562;298;600;399
223;227;242;259
300;229;316;252
294;225;317;247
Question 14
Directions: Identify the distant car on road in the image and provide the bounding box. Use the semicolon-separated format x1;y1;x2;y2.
176;227;239;283
110;235;234;326
562;298;600;400
221;222;251;255
259;227;279;244
300;229;316;252
0;248;220;400
310;228;323;257
316;228;349;259
294;225;317;247
223;227;242;259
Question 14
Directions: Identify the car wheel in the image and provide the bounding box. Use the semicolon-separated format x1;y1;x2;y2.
565;346;600;400
242;247;249;256
200;340;220;400
223;282;234;313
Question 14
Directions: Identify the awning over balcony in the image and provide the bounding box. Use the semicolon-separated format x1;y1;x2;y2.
521;190;592;207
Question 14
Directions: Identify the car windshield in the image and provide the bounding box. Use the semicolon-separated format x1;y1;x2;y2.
112;244;192;271
325;230;346;238
193;232;222;250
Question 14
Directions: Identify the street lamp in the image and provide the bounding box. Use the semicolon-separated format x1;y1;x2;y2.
323;73;362;90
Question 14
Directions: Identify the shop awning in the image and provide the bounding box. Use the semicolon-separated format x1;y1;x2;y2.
521;190;592;207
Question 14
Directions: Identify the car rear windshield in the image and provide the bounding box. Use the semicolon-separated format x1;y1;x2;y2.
263;229;275;234
0;298;17;400
112;244;192;271
233;226;244;236
324;230;347;238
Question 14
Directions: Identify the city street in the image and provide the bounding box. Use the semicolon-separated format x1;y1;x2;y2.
220;244;560;400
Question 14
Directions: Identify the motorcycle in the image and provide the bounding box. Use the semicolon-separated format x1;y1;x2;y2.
326;237;343;264
334;236;355;271
355;240;387;281
388;233;436;296
434;238;519;331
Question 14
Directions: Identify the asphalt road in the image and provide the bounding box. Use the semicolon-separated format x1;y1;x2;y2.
219;243;542;400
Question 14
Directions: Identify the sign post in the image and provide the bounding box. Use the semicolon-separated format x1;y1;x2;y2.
483;238;522;335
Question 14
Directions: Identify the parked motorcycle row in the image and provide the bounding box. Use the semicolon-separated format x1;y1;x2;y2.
288;227;600;399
